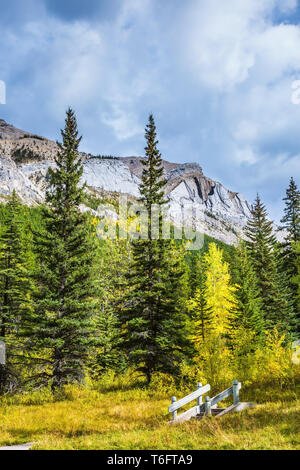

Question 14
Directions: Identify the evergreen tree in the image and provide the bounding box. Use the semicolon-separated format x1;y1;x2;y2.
120;115;191;383
188;257;211;345
231;242;264;341
245;195;295;333
280;177;300;327
294;242;300;315
281;178;300;244
0;191;32;392
188;251;203;297
32;109;98;390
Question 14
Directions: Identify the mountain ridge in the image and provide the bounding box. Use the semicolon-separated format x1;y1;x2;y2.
0;118;253;244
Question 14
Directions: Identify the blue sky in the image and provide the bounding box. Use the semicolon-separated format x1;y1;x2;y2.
0;0;300;221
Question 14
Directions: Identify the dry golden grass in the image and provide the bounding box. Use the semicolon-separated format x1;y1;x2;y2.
0;380;299;450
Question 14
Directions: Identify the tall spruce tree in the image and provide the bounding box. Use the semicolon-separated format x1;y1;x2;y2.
32;109;98;390
0;191;32;392
245;195;294;333
280;177;300;328
281;178;300;244
187;254;211;344
120;115;191;383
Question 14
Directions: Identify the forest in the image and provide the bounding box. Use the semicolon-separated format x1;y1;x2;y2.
0;109;299;450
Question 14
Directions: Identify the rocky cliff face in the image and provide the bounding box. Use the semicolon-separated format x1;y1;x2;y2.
0;118;253;244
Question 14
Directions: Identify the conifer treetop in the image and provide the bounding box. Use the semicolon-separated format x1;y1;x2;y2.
139;114;166;208
280;177;300;244
46;107;84;211
246;194;277;247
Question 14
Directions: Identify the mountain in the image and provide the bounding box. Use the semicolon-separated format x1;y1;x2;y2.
0;118;253;244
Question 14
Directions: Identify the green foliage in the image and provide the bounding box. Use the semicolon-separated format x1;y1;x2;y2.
30;109;99;390
120;115;192;382
20;134;46;141
188;244;238;348
281;177;300;244
185;234;234;289
83;191;119;211
231;241;264;342
245;195;295;334
187;252;211;344
88;238;130;377
294;241;300;314
280;177;300;331
11;146;38;163
0;191;33;392
0;107;299;425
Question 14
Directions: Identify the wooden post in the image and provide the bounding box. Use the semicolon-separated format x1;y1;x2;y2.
171;396;177;421
0;341;5;365
233;380;239;405
197;383;202;407
205;396;211;416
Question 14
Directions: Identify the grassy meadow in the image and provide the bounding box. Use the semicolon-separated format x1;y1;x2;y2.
0;373;299;450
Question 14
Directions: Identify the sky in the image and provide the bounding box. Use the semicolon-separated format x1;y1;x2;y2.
0;0;300;221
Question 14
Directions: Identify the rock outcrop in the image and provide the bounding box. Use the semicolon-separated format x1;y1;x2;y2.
0;118;253;244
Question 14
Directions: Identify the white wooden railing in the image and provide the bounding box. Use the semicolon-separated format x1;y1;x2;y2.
168;380;242;423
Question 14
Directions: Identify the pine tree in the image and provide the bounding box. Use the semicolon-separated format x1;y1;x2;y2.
230;242;264;341
280;178;300;327
0;191;32;392
281;178;300;244
187;253;211;344
245;195;295;333
188;251;203;297
32;109;98;390
120;115;191;383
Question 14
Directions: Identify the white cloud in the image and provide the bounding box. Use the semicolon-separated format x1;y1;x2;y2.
101;105;143;141
177;0;300;91
234;146;259;165
1;0;300;218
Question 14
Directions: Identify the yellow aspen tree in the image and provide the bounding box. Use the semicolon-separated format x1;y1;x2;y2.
203;243;238;338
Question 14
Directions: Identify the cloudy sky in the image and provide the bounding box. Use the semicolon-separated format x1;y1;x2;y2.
1;0;300;220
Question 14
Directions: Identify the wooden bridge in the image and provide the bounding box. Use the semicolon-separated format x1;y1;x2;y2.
168;380;255;423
